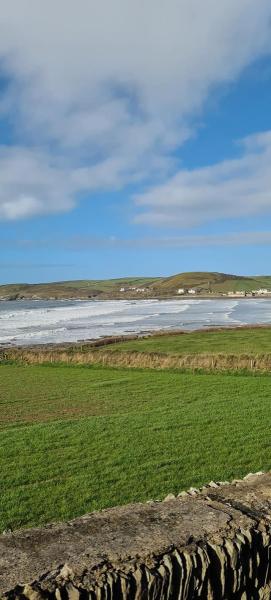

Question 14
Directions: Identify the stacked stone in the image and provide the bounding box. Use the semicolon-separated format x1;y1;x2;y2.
1;472;271;599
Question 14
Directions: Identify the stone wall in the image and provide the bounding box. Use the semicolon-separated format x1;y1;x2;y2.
1;472;271;599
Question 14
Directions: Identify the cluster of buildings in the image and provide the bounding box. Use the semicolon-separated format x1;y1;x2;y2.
177;288;197;295
227;289;271;297
119;286;271;297
120;286;147;293
178;288;271;297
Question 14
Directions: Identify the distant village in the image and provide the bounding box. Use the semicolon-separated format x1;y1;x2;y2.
119;286;148;293
176;287;271;297
119;285;271;297
224;289;271;297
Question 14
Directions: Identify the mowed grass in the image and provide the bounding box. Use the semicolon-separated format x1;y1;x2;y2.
103;327;271;356
1;363;271;532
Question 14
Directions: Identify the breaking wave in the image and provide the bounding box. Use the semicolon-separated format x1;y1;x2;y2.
1;297;271;345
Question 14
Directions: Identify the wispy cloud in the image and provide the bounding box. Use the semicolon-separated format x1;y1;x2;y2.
134;131;271;227
62;231;271;249
0;1;271;219
4;230;271;251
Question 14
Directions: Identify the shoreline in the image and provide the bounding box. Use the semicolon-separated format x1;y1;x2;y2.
2;322;271;352
2;293;271;302
2;297;271;350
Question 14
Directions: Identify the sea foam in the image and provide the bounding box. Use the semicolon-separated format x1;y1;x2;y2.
1;297;271;346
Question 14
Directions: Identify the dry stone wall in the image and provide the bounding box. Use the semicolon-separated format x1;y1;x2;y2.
1;472;271;599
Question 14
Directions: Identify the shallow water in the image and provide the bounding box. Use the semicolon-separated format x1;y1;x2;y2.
1;297;271;346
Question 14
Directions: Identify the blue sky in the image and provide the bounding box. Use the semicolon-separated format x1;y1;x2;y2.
1;1;271;283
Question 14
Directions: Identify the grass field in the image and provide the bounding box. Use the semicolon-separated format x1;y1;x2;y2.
103;327;271;355
1;363;271;532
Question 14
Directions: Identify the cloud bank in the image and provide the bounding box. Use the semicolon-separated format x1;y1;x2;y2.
0;1;271;221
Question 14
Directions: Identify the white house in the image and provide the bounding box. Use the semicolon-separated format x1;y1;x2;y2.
253;288;271;295
188;288;196;295
177;288;185;295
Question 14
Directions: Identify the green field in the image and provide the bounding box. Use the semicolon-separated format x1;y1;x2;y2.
103;327;271;356
1;363;271;532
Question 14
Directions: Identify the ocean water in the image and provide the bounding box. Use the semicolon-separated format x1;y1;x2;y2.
1;297;271;346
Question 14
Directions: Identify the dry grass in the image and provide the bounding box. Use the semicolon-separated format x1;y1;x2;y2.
3;347;271;372
4;325;271;374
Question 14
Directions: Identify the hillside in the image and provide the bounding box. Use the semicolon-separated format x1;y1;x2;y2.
151;272;271;293
1;272;271;300
151;271;246;291
0;277;161;300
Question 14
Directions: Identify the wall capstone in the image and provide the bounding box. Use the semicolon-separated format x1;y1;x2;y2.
1;472;271;599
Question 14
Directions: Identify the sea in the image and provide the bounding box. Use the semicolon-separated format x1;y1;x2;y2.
1;297;271;346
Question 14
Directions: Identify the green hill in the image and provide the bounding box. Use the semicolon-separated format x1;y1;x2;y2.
1;272;271;300
56;277;160;291
0;277;161;300
151;272;271;293
151;271;245;291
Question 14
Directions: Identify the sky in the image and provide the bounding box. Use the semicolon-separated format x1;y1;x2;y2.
1;1;271;284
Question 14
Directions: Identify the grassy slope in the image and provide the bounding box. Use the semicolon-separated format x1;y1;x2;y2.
2;272;271;298
103;328;271;356
0;277;160;299
56;277;160;290
151;272;271;293
151;271;243;290
1;363;271;531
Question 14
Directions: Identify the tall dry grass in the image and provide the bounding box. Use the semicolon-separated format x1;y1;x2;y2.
2;347;271;372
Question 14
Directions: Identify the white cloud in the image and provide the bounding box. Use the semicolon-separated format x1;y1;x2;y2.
0;1;271;219
135;131;271;227
0;143;178;220
0;147;75;220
